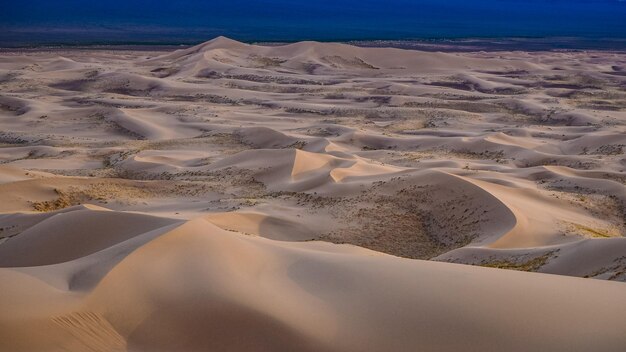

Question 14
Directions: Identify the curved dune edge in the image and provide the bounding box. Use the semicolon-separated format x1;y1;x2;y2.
1;212;626;352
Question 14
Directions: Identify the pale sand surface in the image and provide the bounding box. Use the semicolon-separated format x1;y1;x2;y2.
1;37;626;351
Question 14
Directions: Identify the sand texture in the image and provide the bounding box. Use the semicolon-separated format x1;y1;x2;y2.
1;37;626;351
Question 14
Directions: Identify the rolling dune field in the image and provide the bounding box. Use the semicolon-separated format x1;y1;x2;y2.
1;37;626;351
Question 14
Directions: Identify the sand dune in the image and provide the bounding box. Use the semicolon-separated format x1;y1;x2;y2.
2;213;626;351
0;206;181;267
1;37;626;350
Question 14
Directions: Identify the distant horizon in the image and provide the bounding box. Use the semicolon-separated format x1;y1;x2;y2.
2;0;626;48
2;36;626;53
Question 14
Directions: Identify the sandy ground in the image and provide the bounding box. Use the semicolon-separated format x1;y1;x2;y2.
1;37;626;351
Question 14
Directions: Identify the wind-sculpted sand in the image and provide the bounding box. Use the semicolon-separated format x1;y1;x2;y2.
1;37;626;351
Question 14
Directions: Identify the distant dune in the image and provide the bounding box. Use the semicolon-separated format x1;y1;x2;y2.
1;37;625;351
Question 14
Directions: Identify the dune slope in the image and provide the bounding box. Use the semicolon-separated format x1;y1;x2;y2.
2;212;626;352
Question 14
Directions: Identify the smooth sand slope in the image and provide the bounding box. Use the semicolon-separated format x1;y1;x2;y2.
1;207;626;352
1;37;626;350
